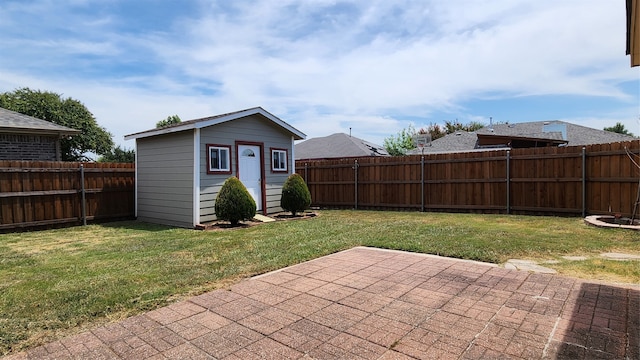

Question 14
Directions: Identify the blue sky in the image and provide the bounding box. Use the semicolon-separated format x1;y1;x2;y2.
1;0;638;150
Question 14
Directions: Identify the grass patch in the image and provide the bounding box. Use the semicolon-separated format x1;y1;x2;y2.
1;210;638;355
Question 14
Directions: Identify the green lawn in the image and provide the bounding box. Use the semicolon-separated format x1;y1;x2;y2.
1;210;639;355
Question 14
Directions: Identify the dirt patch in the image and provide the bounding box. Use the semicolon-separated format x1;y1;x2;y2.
272;212;318;220
196;211;317;231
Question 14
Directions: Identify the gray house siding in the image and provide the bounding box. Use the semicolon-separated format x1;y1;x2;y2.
199;115;292;223
136;131;194;227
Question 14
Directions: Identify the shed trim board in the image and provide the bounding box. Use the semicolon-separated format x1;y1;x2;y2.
134;143;138;218
291;136;296;173
193;128;201;227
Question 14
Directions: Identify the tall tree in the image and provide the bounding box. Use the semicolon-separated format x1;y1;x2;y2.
0;88;113;161
98;145;135;163
156;115;181;128
604;122;634;136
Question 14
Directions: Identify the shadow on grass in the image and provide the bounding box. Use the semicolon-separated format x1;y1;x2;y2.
97;220;179;232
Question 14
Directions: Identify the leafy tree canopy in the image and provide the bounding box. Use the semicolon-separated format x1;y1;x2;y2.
444;120;485;134
422;123;446;141
604;122;634;137
383;125;416;156
156;115;181;128
98;145;135;163
0;87;113;161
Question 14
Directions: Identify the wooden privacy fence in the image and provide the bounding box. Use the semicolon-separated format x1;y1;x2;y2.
0;161;135;230
296;141;640;217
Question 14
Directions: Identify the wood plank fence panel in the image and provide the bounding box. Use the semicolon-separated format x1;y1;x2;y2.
585;142;640;215
0;161;135;231
296;141;640;217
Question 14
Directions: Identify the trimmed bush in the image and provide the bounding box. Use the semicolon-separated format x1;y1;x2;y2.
214;177;256;225
281;173;311;216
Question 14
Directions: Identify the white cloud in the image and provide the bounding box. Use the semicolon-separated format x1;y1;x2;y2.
0;0;637;149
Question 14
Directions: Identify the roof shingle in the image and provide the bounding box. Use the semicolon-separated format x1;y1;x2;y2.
295;133;389;160
0;107;81;135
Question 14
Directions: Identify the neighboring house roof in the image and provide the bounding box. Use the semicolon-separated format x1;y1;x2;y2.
475;121;634;145
0;107;81;136
408;120;636;155
295;133;389;160
124;107;306;141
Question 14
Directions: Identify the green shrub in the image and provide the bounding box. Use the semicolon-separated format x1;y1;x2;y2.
214;177;256;225
281;173;311;216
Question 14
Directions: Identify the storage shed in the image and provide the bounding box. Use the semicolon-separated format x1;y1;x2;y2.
124;107;306;228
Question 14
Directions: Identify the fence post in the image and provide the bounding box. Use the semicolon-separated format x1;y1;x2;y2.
304;162;308;184
80;164;87;226
353;159;359;209
421;155;425;212
506;150;510;214
582;147;586;217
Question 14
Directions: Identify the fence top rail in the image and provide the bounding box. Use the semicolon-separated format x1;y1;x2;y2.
0;161;134;167
297;140;639;167
0;167;135;173
298;155;508;167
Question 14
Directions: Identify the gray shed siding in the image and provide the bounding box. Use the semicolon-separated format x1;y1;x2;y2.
199;115;292;223
136;131;194;227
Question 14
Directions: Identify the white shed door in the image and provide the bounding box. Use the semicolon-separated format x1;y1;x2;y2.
238;145;262;211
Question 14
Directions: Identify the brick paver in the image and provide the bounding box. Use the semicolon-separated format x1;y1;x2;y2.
3;246;638;359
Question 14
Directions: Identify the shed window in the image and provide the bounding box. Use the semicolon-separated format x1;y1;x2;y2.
207;144;231;174
271;148;287;172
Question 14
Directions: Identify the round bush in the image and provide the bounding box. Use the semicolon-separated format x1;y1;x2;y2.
281;173;311;216
214;177;256;225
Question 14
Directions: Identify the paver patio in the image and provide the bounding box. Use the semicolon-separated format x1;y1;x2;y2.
4;247;639;359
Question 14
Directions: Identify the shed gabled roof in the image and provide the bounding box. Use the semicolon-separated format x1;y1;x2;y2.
0;107;81;136
295;133;389;160
124;107;306;141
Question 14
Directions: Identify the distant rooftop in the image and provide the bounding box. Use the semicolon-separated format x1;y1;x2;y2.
408;120;635;154
295;133;389;160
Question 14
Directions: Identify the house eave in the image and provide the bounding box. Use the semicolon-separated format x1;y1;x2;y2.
476;133;568;148
0;127;82;137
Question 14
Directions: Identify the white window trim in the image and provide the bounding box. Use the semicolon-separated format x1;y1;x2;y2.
271;149;288;172
207;145;231;173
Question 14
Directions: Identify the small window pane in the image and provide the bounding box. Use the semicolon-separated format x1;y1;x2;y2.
219;149;228;169
242;149;255;157
211;149;220;169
